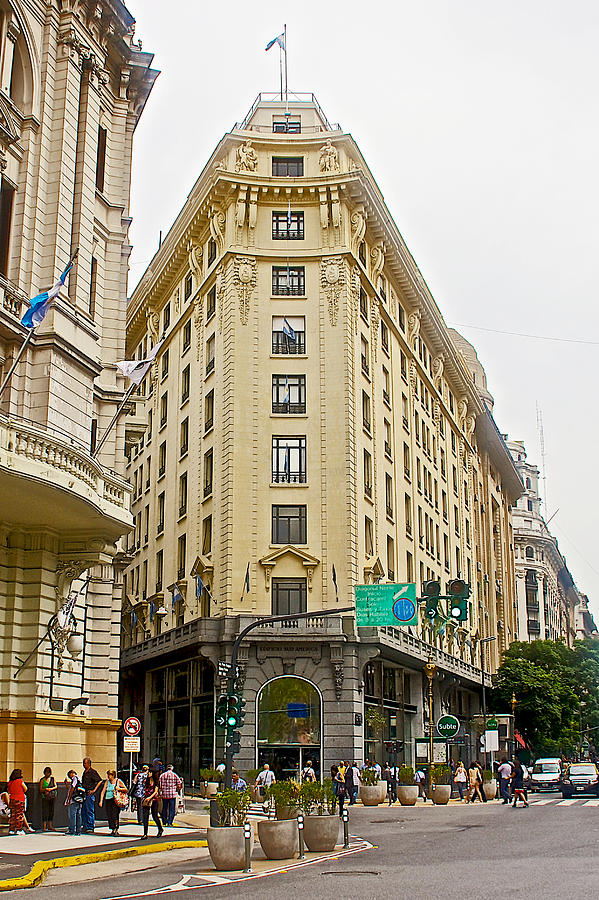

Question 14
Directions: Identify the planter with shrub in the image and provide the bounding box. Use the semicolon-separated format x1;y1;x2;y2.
298;780;339;851
431;765;452;805
207;788;252;871
359;767;382;806
397;765;418;805
258;787;299;861
200;768;223;798
483;770;497;800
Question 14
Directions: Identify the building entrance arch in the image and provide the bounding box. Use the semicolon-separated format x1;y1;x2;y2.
256;676;322;780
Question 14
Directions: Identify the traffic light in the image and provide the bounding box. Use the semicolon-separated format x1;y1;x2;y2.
422;580;441;620
448;579;471;622
227;694;246;729
215;694;229;729
228;730;241;755
384;741;394;753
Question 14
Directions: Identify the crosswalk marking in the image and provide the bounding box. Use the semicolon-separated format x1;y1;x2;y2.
532;798;554;805
583;799;599;806
558;799;579;806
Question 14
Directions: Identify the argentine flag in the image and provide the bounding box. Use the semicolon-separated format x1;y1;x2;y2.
21;257;76;328
265;32;285;51
282;317;296;342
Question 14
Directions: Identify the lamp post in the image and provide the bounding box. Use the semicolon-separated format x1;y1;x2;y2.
511;692;517;760
424;657;437;796
479;636;496;767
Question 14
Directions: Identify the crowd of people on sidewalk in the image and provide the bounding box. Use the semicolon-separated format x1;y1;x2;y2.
2;756;183;838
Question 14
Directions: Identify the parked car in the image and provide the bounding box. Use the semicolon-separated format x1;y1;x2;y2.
530;758;562;792
560;762;599;798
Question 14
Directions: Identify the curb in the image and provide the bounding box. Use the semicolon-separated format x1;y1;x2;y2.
0;839;208;892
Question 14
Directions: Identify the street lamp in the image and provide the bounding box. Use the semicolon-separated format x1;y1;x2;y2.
479;636;496;766
424;657;437;796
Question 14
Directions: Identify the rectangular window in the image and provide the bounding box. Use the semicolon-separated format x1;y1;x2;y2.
161;348;169;380
272;156;304;177
177;533;186;581
202;515;212;555
361;335;369;376
180;417;189;456
160;391;168;427
208;238;216;266
179;472;187;517
144;506;149;545
142;560;148;598
156;549;163;592
386;473;394;519
206;335;215;375
158;440;166;478
359;241;366;265
206;285;216;320
381;320;389;353
273;120;301;133
204;389;214;431
183;319;192;351
0;180;15;277
365;516;374;556
454;505;460;536
272;211;304;239
89;257;97;318
364;448;372;498
384;419;392;458
203;448;213;497
272;578;307;615
184;272;193;300
362;390;371;432
272;504;307;544
403;442;410;479
442;490;448;522
382;367;390;405
145;457;151;489
272;374;306;414
272;315;306;354
387;536;395;582
272;265;305;296
163;302;170;332
406;550;413;582
157;492;165;534
360;287;368;321
95;125;107;192
181;364;190;403
404;494;412;535
272;436;306;483
400;351;407;381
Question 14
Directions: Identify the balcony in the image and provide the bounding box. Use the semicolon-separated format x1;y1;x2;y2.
272;472;307;484
0;275;28;326
272;332;305;355
526;599;540;612
272;402;306;415
528;619;541;634
0;412;131;538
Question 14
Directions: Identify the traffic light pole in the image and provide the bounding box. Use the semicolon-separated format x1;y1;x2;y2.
223;605;355;790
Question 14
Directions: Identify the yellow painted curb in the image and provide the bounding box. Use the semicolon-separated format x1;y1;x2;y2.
0;839;208;892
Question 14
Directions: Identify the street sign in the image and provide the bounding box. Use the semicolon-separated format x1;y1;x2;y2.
218;660;231;677
415;738;448;764
484;730;499;752
123;716;141;736
486;717;498;730
436;714;460;739
123;735;140;753
355;583;417;626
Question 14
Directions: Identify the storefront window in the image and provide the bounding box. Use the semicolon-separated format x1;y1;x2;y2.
258;677;320;746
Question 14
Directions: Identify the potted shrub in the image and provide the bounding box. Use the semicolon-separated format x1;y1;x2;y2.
359;766;381;806
207;788;252;871
258;781;299;860
431;765;452;805
397;765;418;806
483;769;497;801
299;779;339;852
201;768;222;798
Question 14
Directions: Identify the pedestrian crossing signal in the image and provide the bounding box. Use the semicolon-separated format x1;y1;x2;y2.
215;694;228;729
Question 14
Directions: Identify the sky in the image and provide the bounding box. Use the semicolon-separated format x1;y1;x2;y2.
127;0;599;620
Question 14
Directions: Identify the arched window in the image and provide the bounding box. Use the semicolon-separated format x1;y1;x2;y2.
257;676;320;748
525;546;535;559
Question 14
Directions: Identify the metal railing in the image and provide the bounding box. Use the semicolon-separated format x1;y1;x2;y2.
236;93;341;132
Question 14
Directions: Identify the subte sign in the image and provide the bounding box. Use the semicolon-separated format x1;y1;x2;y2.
436;714;460;739
123;716;141;736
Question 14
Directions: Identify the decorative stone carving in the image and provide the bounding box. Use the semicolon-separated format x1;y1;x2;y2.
370;297;380;360
235;140;258;173
173;287;180;316
330;187;341;228
433;399;442;434
350;209;366;256
389;289;397;320
216;264;225;332
146;309;160;343
457;397;468;429
351;265;361;335
233;256;256;325
209;207;226;255
55;559;91;602
248;186;259;232
235;186;247;230
320;257;345;326
408;359;418;396
214;158;228;171
187;241;202;280
319;139;339;172
318;187;329;230
407;308;421;348
432;354;444;391
465;415;476;444
370;244;384;284
332;662;344;700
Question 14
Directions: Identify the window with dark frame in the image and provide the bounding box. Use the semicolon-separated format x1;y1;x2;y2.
272;316;305;354
273;120;301;133
272;157;304;177
95;125;107;192
181;364;190;403
272;374;306;413
203;448;213;497
272;504;307;544
206;335;215;375
271;578;307;616
208;239;216;265
0;180;15;277
160;391;168;427
161;348;169;380
177;533;186;580
183;319;191;351
272;211;304;240
163;302;170;331
204;389;214;431
202;515;212;555
206;284;216;319
272;265;305;295
158;440;166;478
184;272;193;300
179;472;188;517
157;492;165;534
180;418;189;457
272;436;306;483
156;549;163;592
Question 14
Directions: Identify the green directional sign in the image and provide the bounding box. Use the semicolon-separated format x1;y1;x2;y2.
436;714;460;739
355;583;417;627
486;717;498;730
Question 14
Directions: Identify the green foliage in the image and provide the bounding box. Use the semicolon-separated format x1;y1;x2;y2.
214;788;252;826
361;766;379;786
200;768;223;783
266;779;300;812
298;779;335;815
398;765;415;786
482;770;494;783
431;765;451;785
365;707;387;737
245;769;260;784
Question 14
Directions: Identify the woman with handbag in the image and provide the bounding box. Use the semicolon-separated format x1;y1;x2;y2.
39;767;57;831
99;770;128;835
140;770;163;839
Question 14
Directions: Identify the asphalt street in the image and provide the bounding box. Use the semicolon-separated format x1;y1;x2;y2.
6;795;599;900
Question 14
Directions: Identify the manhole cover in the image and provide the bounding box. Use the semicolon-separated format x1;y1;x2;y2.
321;871;381;877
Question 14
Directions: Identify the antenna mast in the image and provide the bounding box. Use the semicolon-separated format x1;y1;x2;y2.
536;402;547;513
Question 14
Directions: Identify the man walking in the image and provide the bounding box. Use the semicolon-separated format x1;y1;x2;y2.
255;764;276;813
231;773;247;792
349;762;361;804
159;765;182;827
498;757;513;804
81;758;102;833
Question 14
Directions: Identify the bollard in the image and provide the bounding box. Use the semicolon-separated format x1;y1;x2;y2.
297;813;305;859
192;779;195;797
243;822;252;873
342;808;350;849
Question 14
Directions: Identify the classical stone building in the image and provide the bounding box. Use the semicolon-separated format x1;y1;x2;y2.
121;93;521;781
506;439;580;645
575;594;598;640
0;0;156;780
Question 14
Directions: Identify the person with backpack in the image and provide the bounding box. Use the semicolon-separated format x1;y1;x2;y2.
65;770;85;835
300;760;316;783
334;766;347;818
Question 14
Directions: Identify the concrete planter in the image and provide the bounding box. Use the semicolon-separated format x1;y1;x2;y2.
275;804;300;820
397;785;419;806
483;779;497;801
303;815;340;852
205;782;220;798
432;785;451;805
207;826;251;871
258;818;298;860
359;785;381;806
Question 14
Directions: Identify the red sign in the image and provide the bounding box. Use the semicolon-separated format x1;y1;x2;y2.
123;716;141;736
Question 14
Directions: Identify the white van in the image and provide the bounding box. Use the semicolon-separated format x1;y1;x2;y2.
530;758;562;792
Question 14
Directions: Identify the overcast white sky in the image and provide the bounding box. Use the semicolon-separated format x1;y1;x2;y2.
127;0;599;620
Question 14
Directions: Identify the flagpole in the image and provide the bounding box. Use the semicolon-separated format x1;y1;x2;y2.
91;381;137;459
279;43;283;101
0;328;34;401
284;23;288;113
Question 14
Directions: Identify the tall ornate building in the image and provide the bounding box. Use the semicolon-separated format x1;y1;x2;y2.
506;439;580;645
0;0;156;779
121;94;521;779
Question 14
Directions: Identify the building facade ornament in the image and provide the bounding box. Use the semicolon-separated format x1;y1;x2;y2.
235;186;247;230
235;140;258;173
320;257;345;326
209;207;226;255
370;296;380;359
319;139;339;172
465;415;476;444
432;354;444;391
370;244;384;284
351;265;361;335
233;255;256;325
457;397;468;429
407;308;421;348
350;209;366;256
216;263;225;332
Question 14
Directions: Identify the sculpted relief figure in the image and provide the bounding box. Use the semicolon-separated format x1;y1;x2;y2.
319;139;339;173
235;140;258;173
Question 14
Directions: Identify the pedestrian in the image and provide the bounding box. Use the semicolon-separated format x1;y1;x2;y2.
141;770;163;839
467;762;483;803
64;769;85;835
350;762;361;804
0;791;9;827
334;766;347;818
453;761;468;801
255;764;276;813
81;757;103;833
300;760;316;782
385;764;397;805
99;770;127;836
497;757;513;805
231;773;247;792
216;762;226;776
372;760;382;777
159;764;182;826
151;756;164;775
474;761;488;802
330;764;339;814
39;767;57;831
415;767;427;802
511;759;529;808
131;765;149;825
344;763;356;807
7;769;33;834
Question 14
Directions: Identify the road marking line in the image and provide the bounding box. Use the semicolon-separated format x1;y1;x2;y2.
583;799;599;806
557;799;578;806
531;799;555;805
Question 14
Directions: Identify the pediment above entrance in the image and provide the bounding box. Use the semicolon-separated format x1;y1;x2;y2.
259;545;320;592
